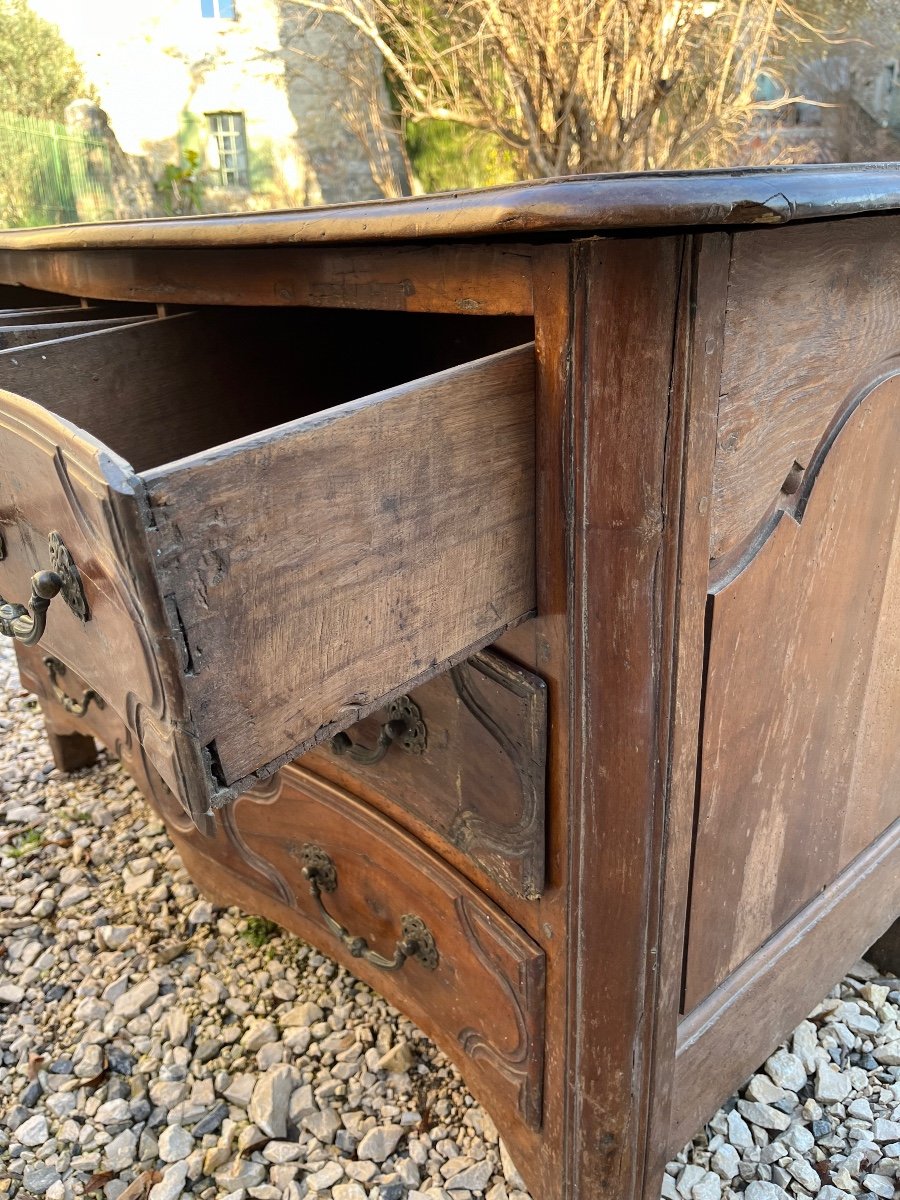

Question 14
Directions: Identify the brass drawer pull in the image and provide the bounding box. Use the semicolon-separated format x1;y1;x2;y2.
300;843;439;971
329;695;426;765
0;571;64;646
43;656;105;718
0;532;88;646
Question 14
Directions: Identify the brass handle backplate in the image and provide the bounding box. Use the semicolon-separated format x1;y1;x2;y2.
0;532;88;646
329;695;427;765
43;656;105;718
300;843;439;972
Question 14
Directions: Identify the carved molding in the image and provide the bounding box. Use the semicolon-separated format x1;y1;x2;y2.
448;650;546;899
709;367;900;593
455;894;545;1129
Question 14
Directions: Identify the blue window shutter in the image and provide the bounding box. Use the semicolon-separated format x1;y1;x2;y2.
200;0;215;15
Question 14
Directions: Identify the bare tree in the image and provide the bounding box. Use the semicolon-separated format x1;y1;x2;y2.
286;0;843;182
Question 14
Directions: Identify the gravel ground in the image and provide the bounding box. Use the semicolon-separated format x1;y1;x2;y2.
1;638;899;1200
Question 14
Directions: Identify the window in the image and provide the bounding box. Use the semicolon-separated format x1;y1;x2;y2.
206;113;249;187
876;61;898;124
201;0;235;18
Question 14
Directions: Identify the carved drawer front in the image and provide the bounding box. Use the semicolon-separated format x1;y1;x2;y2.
302;648;547;900
207;767;546;1132
0;307;535;828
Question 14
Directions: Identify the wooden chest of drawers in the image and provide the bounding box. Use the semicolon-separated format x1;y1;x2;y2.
1;165;899;1200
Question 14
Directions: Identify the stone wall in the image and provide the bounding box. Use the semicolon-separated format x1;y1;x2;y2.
29;0;407;215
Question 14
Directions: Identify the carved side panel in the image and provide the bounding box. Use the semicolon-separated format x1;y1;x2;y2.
302;649;547;899
684;374;900;1010
713;216;900;564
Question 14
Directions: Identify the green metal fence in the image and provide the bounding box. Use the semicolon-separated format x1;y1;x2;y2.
0;112;116;228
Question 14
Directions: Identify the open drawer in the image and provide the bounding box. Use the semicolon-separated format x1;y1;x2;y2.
0;308;536;826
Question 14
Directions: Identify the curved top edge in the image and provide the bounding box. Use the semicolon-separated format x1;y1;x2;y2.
1;163;900;250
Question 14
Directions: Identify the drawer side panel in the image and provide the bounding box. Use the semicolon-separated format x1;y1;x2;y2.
145;344;537;795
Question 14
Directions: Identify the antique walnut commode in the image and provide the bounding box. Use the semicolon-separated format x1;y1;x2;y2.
0;165;899;1200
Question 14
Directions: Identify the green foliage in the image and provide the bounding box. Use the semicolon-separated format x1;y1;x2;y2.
405;120;518;192
241;916;279;948
8;829;42;858
0;0;86;119
155;148;204;216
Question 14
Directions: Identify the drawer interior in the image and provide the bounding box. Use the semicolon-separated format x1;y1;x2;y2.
0;307;533;473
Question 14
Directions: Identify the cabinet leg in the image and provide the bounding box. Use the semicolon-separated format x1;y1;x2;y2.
46;728;98;773
867;918;900;977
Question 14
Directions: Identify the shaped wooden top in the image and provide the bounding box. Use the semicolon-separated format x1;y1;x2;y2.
0;163;899;250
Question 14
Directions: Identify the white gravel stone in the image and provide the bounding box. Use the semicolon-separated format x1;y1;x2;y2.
5;638;900;1200
748;1075;792;1106
306;1161;345;1191
241;1018;279;1050
302;1107;342;1143
96;1097;131;1124
737;1100;792;1131
377;1039;417;1074
782;1124;815;1154
248;1063;295;1137
15;1112;49;1145
446;1160;494;1191
873;1041;900;1065
786;1156;821;1192
691;1171;722;1200
745;1184;791;1200
816;1063;853;1104
848;1099;875;1122
149;1161;189;1200
357;1123;405;1162
158;1123;194;1162
105;1128;138;1170
792;1020;820;1071
112;977;159;1018
281;1000;324;1027
872;1118;900;1142
215;1159;268;1192
22;1164;61;1195
333;1185;368;1200
861;1174;895;1198
711;1143;740;1180
765;1049;808;1092
726;1108;755;1150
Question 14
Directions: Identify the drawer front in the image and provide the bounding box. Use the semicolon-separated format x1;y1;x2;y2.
14;641;184;825
302;648;547;900
165;765;546;1132
0;379;197;808
0;311;536;825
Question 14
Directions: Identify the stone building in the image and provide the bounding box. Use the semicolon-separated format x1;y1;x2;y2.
28;0;407;214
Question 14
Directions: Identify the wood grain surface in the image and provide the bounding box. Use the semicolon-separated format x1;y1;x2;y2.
0;385;201;811
0;165;897;255
144;344;536;794
0;244;536;315
645;232;732;1182
712;215;900;565
302;648;547;900
685;372;900;1009
145;765;547;1150
564;236;687;1200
